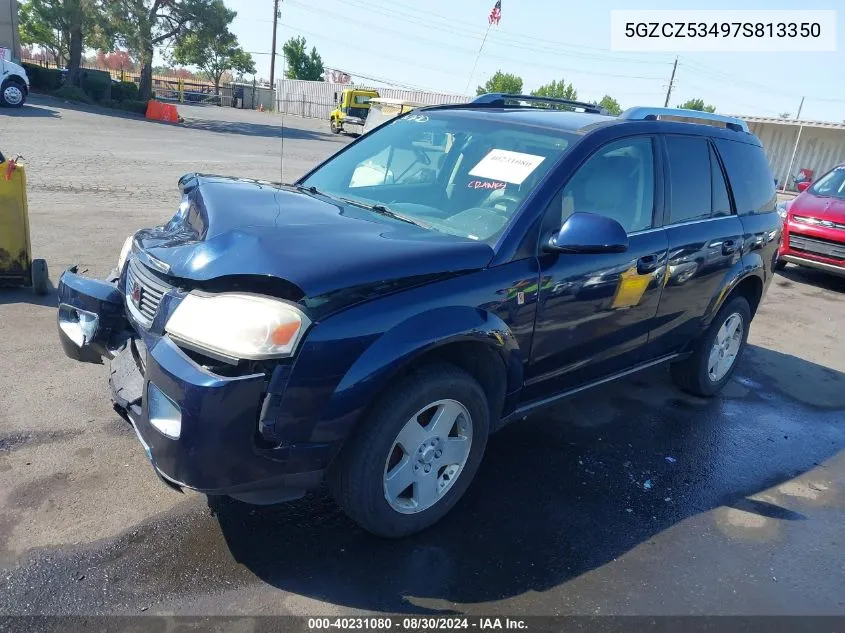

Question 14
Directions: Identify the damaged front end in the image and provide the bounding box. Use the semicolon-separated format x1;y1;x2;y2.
57;266;134;364
55;260;328;503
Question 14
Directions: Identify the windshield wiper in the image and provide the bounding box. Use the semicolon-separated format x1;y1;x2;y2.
336;196;432;229
293;186;431;229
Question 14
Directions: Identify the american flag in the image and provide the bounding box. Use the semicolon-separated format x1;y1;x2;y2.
488;0;501;25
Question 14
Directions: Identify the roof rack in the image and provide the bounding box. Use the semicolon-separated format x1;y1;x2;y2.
619;107;750;133
472;93;607;115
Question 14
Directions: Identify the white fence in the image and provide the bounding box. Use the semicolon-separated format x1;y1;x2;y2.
276;79;470;121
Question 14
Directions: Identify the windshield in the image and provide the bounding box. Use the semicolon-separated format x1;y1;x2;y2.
809;166;845;199
300;110;575;242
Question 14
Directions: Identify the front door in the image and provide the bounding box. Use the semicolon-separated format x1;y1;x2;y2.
524;136;669;401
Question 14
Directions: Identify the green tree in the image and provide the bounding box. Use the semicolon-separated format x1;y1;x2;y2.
531;78;577;100
282;36;324;81
678;98;716;113
171;3;255;96
596;95;622;115
476;70;522;96
19;0;67;63
18;0;104;86
103;0;225;101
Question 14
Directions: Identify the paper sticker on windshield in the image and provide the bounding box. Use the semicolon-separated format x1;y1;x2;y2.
468;150;545;185
403;114;429;123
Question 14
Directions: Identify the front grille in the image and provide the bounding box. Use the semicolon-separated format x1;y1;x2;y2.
789;234;845;261
793;215;845;232
126;258;172;327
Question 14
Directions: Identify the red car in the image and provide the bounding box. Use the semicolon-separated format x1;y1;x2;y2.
777;164;845;277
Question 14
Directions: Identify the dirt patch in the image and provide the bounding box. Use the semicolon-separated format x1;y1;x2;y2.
0;429;84;454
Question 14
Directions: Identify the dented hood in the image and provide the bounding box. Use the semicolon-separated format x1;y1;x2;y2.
133;174;494;298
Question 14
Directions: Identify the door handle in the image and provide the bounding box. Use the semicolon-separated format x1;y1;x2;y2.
637;254;659;274
722;239;737;256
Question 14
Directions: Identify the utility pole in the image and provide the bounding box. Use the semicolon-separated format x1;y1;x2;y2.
795;96;805;120
664;56;678;107
269;0;280;88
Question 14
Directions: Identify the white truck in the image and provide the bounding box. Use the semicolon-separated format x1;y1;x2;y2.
0;47;29;108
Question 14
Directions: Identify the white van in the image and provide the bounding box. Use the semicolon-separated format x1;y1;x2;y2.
0;48;30;108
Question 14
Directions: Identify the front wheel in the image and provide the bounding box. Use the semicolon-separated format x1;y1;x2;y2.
671;296;751;397
330;118;340;134
1;80;26;108
329;363;489;538
774;259;787;271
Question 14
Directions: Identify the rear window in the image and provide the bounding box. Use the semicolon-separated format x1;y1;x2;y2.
665;136;712;224
713;138;776;215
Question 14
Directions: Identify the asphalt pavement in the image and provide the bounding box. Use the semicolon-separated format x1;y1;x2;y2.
0;98;843;617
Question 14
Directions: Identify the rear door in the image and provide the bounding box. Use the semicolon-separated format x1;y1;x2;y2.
646;134;745;358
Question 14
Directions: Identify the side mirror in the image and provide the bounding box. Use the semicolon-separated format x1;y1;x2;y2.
796;181;811;193
334;92;339;101
544;212;629;254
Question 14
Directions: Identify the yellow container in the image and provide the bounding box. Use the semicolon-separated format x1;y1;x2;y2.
0;153;48;294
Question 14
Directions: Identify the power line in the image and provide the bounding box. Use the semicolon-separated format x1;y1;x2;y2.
278;1;667;81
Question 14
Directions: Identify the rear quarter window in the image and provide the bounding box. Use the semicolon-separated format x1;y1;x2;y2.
713;138;777;215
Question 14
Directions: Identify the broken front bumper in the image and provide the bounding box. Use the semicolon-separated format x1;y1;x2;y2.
56;268;328;502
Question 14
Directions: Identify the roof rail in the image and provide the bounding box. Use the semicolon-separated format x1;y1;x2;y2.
619;107;749;133
472;93;607;115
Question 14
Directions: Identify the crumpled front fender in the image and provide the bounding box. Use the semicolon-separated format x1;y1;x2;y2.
57;267;132;364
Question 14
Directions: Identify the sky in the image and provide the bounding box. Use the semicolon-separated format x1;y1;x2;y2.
213;0;843;122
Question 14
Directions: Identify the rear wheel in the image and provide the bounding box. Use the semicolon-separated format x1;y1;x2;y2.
1;79;26;108
671;296;751;397
31;259;49;295
329;363;489;537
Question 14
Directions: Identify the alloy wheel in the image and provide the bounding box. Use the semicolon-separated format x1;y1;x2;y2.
707;312;744;382
383;399;473;514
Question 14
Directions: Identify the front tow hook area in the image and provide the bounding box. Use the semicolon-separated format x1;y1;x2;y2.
57;267;132;364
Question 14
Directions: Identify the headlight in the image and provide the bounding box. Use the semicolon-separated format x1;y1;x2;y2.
776;200;790;220
165;292;310;361
117;235;134;272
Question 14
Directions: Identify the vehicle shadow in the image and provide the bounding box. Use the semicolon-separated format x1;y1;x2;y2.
778;265;845;294
0;282;57;306
181;117;346;142
0;103;60;118
209;343;845;613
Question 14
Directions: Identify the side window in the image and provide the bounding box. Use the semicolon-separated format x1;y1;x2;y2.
713;138;777;215
710;144;732;217
554;136;655;233
665;136;711;224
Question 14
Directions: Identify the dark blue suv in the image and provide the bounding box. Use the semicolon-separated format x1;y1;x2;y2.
57;95;781;537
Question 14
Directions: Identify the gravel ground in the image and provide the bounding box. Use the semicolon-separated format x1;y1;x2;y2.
0;97;843;617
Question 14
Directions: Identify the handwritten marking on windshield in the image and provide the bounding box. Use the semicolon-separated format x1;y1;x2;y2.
467;180;507;190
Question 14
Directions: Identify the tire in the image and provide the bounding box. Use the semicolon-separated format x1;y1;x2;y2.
1;79;26;108
670;295;751;397
774;259;787;271
31;259;49;295
330;119;340;134
329;362;489;538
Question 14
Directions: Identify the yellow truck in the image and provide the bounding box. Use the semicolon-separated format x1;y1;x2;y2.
330;88;379;135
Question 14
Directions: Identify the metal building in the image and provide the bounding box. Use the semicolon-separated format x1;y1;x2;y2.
743;116;845;191
0;0;19;58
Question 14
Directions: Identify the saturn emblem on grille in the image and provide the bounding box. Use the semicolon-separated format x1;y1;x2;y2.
130;279;142;307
